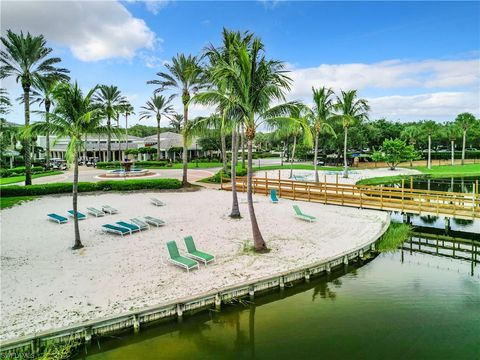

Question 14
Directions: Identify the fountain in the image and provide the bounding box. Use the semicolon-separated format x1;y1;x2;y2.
100;157;153;178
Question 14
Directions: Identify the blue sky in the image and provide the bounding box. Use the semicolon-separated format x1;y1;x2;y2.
2;1;479;126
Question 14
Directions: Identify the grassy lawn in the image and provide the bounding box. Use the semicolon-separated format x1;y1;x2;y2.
357;164;480;186
0;196;38;210
0;171;63;186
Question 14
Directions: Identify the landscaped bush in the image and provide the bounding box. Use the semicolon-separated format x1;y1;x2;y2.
1;178;182;197
252;152;279;159
429;150;480;160
0;166;45;178
96;161;169;169
200;168;247;183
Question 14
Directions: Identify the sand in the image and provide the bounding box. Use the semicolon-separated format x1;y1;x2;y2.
0;188;389;341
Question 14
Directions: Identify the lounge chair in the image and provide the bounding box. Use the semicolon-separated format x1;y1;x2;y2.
270;189;279;203
183;236;215;266
144;216;165;227
116;221;141;233
102;205;118;214
47;213;68;224
87;207;105;217
150;198;166;206
166;241;199;272
130;218;150;230
68;210;87;220
293;205;317;222
102;224;131;236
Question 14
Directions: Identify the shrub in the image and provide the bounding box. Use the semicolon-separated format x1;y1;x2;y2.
0;166;45;178
96;161;169;169
1;179;182;197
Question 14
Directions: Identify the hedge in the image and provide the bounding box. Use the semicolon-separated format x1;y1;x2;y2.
1;178;182;197
0;166;45;178
96;161;169;169
429;150;480;160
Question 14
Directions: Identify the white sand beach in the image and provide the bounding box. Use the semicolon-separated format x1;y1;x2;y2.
0;188;389;341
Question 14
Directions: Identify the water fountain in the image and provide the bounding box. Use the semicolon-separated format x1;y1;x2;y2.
100;158;152;178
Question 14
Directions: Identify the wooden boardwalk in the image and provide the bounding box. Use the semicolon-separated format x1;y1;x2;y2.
222;176;480;220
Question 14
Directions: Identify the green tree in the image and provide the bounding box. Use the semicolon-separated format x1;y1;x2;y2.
454;112;477;165
400;125;421;167
0;88;12;119
373;138;417;170
29;82;105;249
444;123;461;166
0;30;69;184
421;120;439;169
333;90;370;178
148;54;207;185
307;86;336;182
139;94;174;160
93;85;125;162
119;102;134;152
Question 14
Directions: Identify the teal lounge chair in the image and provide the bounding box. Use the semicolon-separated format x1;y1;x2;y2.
116;221;141;233
270;189;279;203
293;205;317;222
68;210;87;220
102;224;131;236
183;236;215;266
130;218;150;230
166;241;199;272
144;216;165;227
47;213;68;224
87;207;105;217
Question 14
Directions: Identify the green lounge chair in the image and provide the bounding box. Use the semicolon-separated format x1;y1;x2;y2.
116;221;141;233
47;213;68;224
293;205;317;222
144;216;165;227
183;236;215;266
87;207;105;217
130;218;150;230
102;205;118;214
166;241;199;272
102;224;131;236
270;189;279;203
68;210;87;220
150;198;166;206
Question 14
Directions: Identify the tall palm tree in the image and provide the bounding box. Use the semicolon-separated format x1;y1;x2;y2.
148;54;207;185
334;90;370;178
400;125;421;167
29;82;104;249
0;30;69;184
421;120;439;169
308;86;336;182
194;31;293;252
120;102;134;152
169;113;183;133
0;88;12;119
444;123;461;166
139;94;174;160
455;112;477;165
93;85;125;162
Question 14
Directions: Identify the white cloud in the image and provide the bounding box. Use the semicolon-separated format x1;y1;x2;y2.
288;59;480;99
1;0;156;61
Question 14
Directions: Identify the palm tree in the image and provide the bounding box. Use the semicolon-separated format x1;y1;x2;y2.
93;85;125;162
29;82;104;249
0;88;12;119
169;113;183;133
444;123;461;166
421;120;439;169
194;31;293;252
455;112;477;165
0;30;69;185
120;102;134;152
400;125;421;167
139;94;174;160
148;54;207;185
308;86;336;182
333;90;370;178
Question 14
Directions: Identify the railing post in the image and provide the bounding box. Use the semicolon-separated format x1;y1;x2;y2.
410;176;413;192
293;183;296;199
265;172;268;196
336;173;339;194
401;179;405;212
308;184;311;201
380;186;384;209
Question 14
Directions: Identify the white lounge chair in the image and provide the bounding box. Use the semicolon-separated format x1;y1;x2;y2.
87;207;105;217
102;224;131;236
131;218;150;230
102;205;118;214
144;216;165;227
150;198;166;206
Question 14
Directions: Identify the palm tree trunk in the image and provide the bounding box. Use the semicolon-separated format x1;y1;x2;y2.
72;155;83;250
461;130;466;165
280;141;284;166
45;101;51;169
428;135;432;169
107;116;111;162
343;127;348;178
230;128;240;218
289;135;297;179
241;125;246;169
314;131;319;183
182;105;189;185
221;125;227;173
23;86;32;185
125;113;129;152
157;115;162;160
247;133;267;252
451;140;455;166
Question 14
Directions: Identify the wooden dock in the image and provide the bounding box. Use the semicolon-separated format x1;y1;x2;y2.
222;175;480;220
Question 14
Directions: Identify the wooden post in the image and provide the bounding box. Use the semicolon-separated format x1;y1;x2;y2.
436;195;439;216
335;173;339;194
265;172;268;196
293;183;296;199
410;176;413;192
380;186;383;209
308;184;311;201
401;179;405;212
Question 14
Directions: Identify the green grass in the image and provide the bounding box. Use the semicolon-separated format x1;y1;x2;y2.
377;222;412;252
167;162;223;169
0;196;38;210
252;164;342;172
357;163;480;186
0;171;63;186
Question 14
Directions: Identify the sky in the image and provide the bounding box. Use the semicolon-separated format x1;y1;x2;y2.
1;0;479;128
